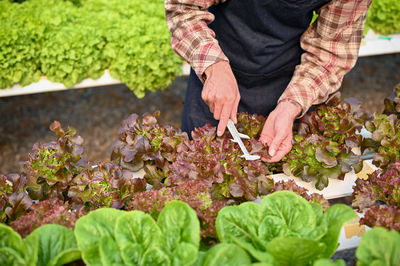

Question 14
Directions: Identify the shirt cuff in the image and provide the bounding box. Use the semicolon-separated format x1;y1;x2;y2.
190;42;229;83
278;78;316;118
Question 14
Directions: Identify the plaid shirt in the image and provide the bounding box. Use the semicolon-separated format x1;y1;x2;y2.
165;0;372;116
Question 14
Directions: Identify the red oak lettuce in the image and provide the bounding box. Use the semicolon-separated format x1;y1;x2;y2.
11;197;85;238
365;113;400;169
353;161;400;230
383;83;400;118
68;162;146;210
111;111;189;189
24;121;89;201
127;180;226;240
360;205;400;231
353;161;400;210
166;124;271;202
283;93;366;190
0;174;32;223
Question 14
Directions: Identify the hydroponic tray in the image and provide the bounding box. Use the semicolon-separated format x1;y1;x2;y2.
337;211;370;251
270;159;377;200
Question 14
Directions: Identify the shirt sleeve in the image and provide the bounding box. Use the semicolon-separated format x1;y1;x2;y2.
278;0;372;117
165;0;229;82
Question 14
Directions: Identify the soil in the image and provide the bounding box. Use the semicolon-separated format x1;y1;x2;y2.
1;53;400;175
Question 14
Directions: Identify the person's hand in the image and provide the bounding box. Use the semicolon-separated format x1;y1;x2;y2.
259;100;301;162
202;61;240;136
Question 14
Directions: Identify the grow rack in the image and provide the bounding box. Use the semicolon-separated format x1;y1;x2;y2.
1;31;399;98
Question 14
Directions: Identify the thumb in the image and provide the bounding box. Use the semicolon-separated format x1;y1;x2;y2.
268;131;287;157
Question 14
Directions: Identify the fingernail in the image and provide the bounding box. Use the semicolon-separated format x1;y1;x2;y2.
218;131;223;136
269;149;276;157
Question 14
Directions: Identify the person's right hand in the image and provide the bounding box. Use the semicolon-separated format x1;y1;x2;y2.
202;61;241;136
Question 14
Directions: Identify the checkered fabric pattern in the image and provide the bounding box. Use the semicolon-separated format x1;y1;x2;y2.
165;0;372;116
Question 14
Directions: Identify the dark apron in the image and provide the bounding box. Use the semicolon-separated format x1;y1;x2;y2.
181;0;331;135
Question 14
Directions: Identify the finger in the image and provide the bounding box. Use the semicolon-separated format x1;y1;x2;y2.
230;93;240;124
201;83;210;105
201;82;214;112
217;104;231;136
259;115;275;146
210;100;215;114
268;129;288;157
207;92;215;114
213;102;223;120
266;134;293;162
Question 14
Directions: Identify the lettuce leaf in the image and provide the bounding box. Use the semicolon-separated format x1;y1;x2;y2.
74;201;200;266
74;208;125;265
24;224;80;266
283;93;367;190
356;227;400;266
0;223;80;266
200;243;253;266
11;198;85;238
216;191;356;265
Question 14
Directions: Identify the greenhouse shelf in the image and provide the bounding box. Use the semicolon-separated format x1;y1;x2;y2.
359;31;400;57
0;65;191;98
0;70;121;98
1;30;399;98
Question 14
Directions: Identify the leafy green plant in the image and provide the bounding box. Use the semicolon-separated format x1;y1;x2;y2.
112;111;272;202
0;173;32;224
364;0;400;35
0;0;43;88
24;121;89;201
353;161;400;210
127;180;226;240
216;191;356;265
356;227;400;266
68;162;146;210
383;83;400;118
360;205;400;231
39;24;107;88
268;179;330;210
297;94;367;146
283;134;363;190
314;259;345;266
0;223;80;266
166;124;271;202
352;161;400;230
198;243;252;266
11;198;86;238
236;112;266;139
111;111;189;189
365;113;400;169
74;201;200;266
0;0;182;97
283;93;366;190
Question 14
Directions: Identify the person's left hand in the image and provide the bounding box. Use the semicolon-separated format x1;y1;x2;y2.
259;100;301;162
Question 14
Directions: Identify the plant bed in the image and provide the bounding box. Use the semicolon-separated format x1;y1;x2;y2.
3;88;400;264
352;161;400;231
1;195;399;266
0;192;358;265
